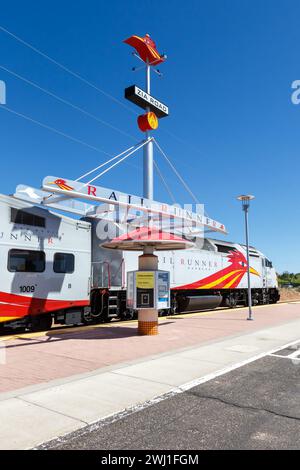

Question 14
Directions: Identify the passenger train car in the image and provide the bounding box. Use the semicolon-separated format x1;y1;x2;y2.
0;194;279;331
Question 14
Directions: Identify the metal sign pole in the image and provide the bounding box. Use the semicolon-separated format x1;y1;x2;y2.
143;61;154;200
244;203;253;320
237;195;255;321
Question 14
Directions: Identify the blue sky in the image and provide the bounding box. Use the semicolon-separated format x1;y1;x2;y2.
0;0;299;273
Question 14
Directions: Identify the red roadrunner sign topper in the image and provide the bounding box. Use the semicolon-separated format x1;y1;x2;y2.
123;34;166;66
124;34;165;132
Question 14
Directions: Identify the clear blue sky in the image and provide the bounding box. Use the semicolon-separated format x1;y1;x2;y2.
1;0;299;273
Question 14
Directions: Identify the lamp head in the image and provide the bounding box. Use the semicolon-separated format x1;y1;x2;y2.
237;194;255;211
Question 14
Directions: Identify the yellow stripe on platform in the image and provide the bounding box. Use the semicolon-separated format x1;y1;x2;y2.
0;301;291;342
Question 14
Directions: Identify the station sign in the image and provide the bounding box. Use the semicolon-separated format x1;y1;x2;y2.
127;270;170;310
42;176;227;234
125;85;169;118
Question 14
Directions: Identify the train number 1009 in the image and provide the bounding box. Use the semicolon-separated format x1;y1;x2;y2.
19;285;35;293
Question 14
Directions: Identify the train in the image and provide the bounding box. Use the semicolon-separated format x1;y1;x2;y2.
0;193;280;332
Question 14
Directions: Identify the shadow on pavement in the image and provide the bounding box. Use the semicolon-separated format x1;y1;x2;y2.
2;321;175;350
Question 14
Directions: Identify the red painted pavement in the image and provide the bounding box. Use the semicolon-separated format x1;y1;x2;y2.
0;303;299;394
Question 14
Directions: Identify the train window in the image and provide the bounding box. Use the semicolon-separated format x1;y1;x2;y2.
201;239;215;251
8;249;45;272
265;259;273;268
11;208;45;228
215;244;234;254
53;253;75;273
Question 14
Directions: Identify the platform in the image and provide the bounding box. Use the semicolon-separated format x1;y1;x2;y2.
0;301;300;449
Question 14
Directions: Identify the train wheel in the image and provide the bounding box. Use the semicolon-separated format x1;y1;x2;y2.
126;309;135;320
30;314;53;332
91;311;111;323
119;309;133;321
223;295;237;308
82;308;93;325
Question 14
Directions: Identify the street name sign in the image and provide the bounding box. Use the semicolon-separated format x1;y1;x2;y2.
125;85;169;118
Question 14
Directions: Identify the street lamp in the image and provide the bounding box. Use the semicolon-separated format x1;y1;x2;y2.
237;195;255;320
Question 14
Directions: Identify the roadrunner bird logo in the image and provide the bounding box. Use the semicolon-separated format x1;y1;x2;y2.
177;250;260;290
47;179;74;191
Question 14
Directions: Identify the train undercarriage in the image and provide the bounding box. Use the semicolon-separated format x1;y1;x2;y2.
0;287;280;333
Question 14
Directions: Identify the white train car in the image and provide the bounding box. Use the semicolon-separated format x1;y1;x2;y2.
94;226;279;316
0;194;91;330
0;195;280;331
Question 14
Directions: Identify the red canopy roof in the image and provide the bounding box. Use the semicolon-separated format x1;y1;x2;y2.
102;227;194;251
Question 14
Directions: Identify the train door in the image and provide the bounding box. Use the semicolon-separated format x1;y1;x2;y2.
261;258;267;288
264;258;275;287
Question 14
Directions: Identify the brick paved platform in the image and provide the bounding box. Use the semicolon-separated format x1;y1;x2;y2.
1;302;300;394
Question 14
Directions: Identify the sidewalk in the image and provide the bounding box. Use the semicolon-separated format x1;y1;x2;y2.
0;302;300;449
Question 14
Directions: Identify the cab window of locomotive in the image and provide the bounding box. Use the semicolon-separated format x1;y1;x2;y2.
202;239;215;251
215;244;234;253
53;253;75;273
8;249;45;272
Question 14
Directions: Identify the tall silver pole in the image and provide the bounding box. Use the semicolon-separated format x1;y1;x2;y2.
243;202;253;320
143;62;154;200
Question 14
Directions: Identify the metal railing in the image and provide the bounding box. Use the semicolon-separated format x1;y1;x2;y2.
91;259;125;289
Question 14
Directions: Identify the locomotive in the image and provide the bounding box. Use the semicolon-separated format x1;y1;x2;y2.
0;193;279;331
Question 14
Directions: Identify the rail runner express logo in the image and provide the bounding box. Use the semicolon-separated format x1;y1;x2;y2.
47;179;74;191
177;250;260;290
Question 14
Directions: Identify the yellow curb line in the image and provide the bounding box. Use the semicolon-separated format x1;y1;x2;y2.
0;301;298;342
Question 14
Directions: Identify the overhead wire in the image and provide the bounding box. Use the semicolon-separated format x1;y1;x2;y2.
1;105;112;156
75;141;144;181
85;139;150;186
0;24;215;165
0;24;213;209
43;141;146;202
0;25;136;115
1;105;203;210
0;65;137;141
153;159;176;203
153;138;200;204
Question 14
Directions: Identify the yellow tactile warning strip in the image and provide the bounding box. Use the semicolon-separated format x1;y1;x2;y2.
0;301;297;342
138;320;158;336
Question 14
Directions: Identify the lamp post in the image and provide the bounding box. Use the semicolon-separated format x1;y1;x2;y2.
237;195;255;320
143;59;154;200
